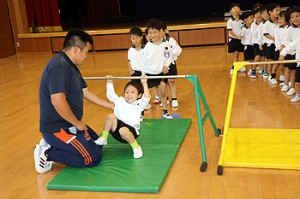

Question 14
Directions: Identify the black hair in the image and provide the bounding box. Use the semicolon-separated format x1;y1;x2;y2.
129;27;143;36
252;5;263;15
280;11;290;23
63;29;93;51
146;18;164;30
241;11;252;21
288;6;300;15
230;3;241;10
124;81;144;96
162;21;170;40
252;3;262;11
267;3;280;13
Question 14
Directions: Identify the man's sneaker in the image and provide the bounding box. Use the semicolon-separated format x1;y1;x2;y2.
281;84;289;92
153;98;160;104
270;78;278;85
291;95;300;103
162;113;173;119
34;144;53;174
171;100;179;108
239;67;246;72
159;100;170;107
250;70;256;78
287;88;296;96
279;75;285;82
133;146;143;159
39;138;50;148
262;71;269;79
95;137;107;145
144;103;151;110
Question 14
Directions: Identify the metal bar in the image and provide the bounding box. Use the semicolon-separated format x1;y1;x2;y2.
247;59;300;66
84;75;187;80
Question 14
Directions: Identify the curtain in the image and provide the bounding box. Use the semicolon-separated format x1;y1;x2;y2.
25;0;62;32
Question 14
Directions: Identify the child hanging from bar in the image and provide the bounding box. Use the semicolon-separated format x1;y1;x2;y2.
95;75;150;158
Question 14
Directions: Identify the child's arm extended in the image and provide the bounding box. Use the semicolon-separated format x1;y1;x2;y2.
140;75;150;98
228;30;242;40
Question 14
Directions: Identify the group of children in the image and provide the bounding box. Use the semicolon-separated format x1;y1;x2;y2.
95;18;182;159
227;3;300;102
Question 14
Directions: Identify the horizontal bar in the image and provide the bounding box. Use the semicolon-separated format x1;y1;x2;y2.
247;59;300;66
84;75;188;80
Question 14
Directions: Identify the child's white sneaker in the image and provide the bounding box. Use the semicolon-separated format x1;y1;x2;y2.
133;146;143;159
162;113;173;119
291;95;300;103
270;78;278;85
279;75;285;82
281;84;289;92
287;88;296;96
95;137;107;145
34;144;53;174
171;100;179;108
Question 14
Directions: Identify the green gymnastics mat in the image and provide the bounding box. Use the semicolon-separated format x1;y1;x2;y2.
47;118;192;193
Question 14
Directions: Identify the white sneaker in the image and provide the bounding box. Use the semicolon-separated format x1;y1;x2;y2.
268;76;272;82
159;100;170;107
162;113;173;119
281;84;289;92
291;95;300;103
95;137;107;145
34;144;53;174
39;138;50;148
133;146;143;159
279;75;285;82
247;69;253;76
144;103;151;110
171;100;179;108
287;88;296;96
270;78;278;85
238;67;246;72
153;98;160;104
230;69;233;76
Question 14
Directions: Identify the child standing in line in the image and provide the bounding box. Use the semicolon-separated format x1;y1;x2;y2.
251;6;264;78
240;11;255;78
280;38;300;102
273;11;289;85
95;75;150;158
162;22;182;108
261;6;270;78
281;6;300;97
127;27;151;113
141;18;173;119
263;3;280;82
227;3;245;75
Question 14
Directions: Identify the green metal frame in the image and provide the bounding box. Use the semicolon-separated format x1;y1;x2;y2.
186;74;220;172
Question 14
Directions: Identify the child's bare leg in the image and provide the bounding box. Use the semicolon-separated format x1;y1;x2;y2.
159;81;168;110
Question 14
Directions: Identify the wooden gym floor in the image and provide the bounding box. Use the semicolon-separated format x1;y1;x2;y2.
1;45;300;199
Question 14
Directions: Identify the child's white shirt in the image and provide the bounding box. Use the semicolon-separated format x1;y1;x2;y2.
141;40;172;74
274;25;288;51
280;39;300;67
106;82;150;134
241;26;252;45
167;37;182;63
251;20;263;45
128;46;144;71
226;17;243;41
263;19;278;45
282;26;300;55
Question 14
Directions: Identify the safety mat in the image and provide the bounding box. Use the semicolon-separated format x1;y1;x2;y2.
47;118;192;193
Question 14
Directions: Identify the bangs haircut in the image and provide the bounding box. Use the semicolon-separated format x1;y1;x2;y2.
129;27;143;36
146;18;164;30
124;81;144;95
